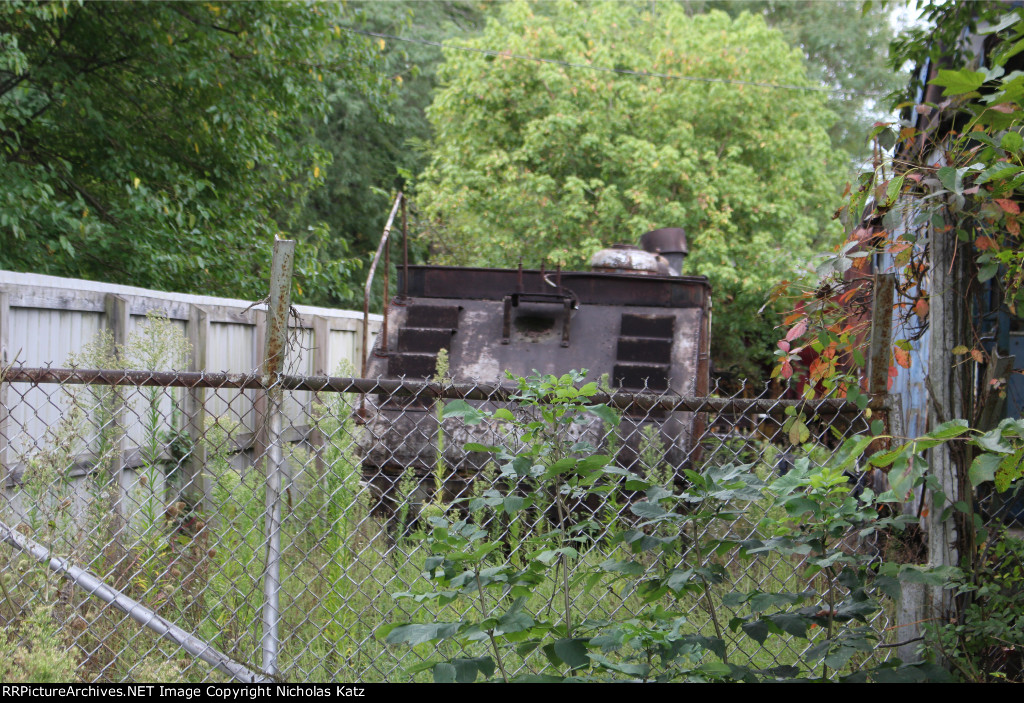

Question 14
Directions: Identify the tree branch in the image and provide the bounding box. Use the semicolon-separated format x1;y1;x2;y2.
167;5;242;37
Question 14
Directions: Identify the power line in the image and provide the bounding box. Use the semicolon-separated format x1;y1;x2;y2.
339;25;888;98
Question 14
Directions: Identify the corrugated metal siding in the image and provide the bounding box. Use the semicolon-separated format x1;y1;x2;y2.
206;321;257;433
7;308;105;459
283;327;315;431
875;213;931;517
1;269;382;475
876;218;931;440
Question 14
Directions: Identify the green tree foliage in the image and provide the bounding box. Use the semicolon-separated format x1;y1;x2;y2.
295;1;485;308
415;1;844;377
0;1;391;301
704;0;906;158
773;2;1024;389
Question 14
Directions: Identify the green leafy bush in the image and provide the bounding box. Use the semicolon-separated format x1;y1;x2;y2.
381;370;946;682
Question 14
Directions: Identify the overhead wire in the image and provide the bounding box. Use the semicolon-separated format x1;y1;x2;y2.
337;25;889;98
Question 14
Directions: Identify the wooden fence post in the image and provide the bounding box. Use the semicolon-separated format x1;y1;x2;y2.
926;223;971;615
867;273;896;395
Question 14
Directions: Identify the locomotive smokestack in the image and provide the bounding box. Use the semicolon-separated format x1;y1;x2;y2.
640;228;688;276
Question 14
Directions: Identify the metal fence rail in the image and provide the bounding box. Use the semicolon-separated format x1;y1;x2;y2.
0;365;904;682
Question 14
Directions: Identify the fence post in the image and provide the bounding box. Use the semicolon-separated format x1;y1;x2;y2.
927;225;971;617
0;291;9;483
184;304;210;511
867;273;896;395
261;238;295;677
104;293;130;558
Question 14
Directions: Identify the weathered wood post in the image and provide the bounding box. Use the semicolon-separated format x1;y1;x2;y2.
926;220;971;619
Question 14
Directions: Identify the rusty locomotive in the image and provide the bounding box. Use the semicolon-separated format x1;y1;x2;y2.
357;228;711;521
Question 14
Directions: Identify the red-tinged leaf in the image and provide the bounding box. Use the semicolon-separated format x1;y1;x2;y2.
887;240;911;254
783;312;803;326
785;318;808;342
914;298;929;319
970;349;985;363
995;198;1020;214
778;340;791;353
1008;216;1021;236
963;186;980;195
838;288;857;304
894;346;911;369
906;172;923;182
780;360;793;380
975;235;997;251
990;103;1017;113
921;505;929;518
809;357;825;381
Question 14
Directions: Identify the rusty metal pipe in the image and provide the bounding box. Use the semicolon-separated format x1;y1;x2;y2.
402;197;409;301
362;193;402;377
261;238;294;677
0;520;270;683
3;367;885;414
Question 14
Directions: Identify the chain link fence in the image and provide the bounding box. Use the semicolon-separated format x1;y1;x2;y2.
0;362;920;683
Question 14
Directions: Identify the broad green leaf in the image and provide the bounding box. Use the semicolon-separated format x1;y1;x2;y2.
553;638;590;669
665;568;696;592
455;657;492;682
385;622;461;646
585;403;619;427
932;68;987;96
493;408;515;422
630;501;669;519
748;591;808;612
679;635;727;660
599;558;644;576
883;175;905;207
696;660;733;679
765;612;810;638
741;618;770;644
432;662;456;683
577;454;612;473
464;442;498;453
1001;130;1024;152
503;495;527;513
543;457;577;478
442;400;488;425
969;453;1002;486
